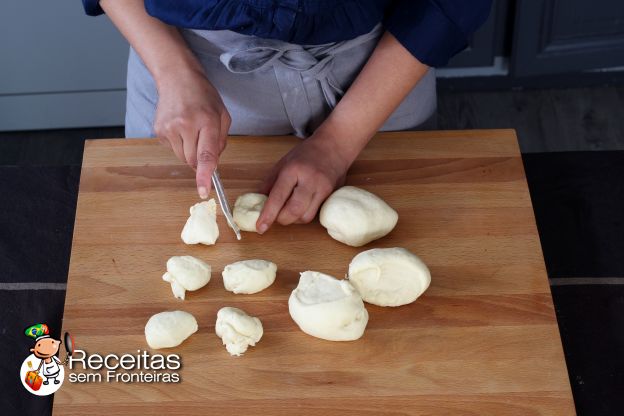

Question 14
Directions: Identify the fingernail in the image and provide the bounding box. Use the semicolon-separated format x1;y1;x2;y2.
198;186;208;199
258;223;268;234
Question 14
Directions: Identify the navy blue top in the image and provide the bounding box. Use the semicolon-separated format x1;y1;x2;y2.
82;0;491;67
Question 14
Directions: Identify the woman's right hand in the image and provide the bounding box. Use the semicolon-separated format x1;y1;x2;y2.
98;0;231;198
153;68;231;199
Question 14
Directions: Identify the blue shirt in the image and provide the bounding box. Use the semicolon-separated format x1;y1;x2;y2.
82;0;491;67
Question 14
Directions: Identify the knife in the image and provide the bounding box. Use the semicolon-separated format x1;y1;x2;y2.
211;169;242;241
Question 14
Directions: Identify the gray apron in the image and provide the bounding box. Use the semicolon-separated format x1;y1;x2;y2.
125;24;437;138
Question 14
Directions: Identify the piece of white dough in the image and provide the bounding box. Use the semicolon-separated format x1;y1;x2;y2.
145;310;198;349
181;200;219;245
288;271;368;341
162;256;211;300
348;247;431;307
233;193;268;232
319;186;398;247
215;307;263;356
222;259;277;294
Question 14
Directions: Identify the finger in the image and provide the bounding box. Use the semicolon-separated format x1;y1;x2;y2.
195;126;221;199
256;169;298;233
219;111;231;154
181;128;199;169
166;134;186;164
295;191;325;224
277;184;315;226
157;136;169;147
258;161;282;195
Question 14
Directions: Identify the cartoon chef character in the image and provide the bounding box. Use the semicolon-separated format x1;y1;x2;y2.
25;324;62;385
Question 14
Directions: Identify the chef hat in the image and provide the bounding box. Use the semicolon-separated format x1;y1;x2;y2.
24;324;50;341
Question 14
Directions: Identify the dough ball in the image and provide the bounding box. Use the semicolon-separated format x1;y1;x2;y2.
319;186;398;247
348;247;431;307
145;310;198;349
222;259;277;294
288;271;368;341
233;193;267;232
162;255;211;300
215;307;263;356
181;200;219;245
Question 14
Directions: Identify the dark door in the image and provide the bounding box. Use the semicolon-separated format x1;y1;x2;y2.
445;6;496;68
513;0;624;77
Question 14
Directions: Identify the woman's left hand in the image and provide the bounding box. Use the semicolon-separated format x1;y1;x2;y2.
255;32;430;233
255;130;358;233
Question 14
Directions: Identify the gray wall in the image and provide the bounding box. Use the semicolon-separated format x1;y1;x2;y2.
0;1;128;131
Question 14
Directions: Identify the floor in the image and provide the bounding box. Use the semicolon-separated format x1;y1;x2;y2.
1;86;623;415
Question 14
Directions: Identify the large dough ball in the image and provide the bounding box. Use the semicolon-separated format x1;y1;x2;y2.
319;186;398;247
181;200;219;245
348;247;431;307
233;193;267;232
215;307;263;356
145;310;198;349
288;271;368;341
162;256;211;300
222;259;277;294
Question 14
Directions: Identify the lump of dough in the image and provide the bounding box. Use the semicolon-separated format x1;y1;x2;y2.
319;186;398;247
145;310;198;349
181;200;219;245
348;247;431;307
222;259;277;294
233;193;267;232
215;307;263;356
288;271;368;341
162;256;211;300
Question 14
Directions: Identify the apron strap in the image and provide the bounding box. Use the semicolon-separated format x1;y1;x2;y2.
219;24;383;136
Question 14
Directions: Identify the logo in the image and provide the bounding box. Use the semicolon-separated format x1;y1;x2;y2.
20;324;75;396
19;324;181;393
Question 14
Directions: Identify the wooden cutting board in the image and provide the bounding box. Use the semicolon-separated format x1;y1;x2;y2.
54;130;575;415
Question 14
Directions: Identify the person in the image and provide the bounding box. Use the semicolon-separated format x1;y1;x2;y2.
82;0;491;233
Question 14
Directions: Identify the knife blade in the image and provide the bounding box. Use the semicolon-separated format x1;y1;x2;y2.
211;169;241;241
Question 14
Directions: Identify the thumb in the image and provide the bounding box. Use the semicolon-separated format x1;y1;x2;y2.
196;127;220;199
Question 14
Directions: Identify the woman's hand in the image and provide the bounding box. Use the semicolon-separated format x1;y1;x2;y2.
256;31;429;233
154;69;231;199
256;129;358;233
100;0;231;198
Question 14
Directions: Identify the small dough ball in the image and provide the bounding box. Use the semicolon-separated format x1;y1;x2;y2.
181;200;219;245
233;193;267;232
162;256;211;300
145;310;198;349
348;247;431;307
288;271;368;341
222;259;277;294
319;186;398;247
215;307;263;356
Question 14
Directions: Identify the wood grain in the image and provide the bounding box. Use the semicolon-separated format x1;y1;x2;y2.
54;130;575;415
